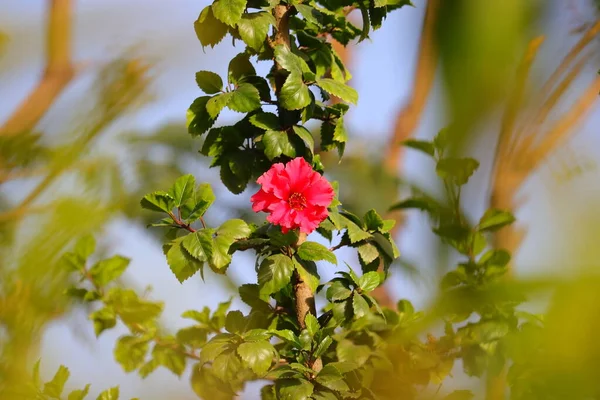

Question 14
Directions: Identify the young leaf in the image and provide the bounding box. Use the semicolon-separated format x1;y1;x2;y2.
478;209;516;232
346;220;371;243
315;364;349;392
436;157;480;186
67;384;91;400
90;307;117;337
74;234;96;260
167;236;204;283
274;45;304;74
171;174;196;207
363;209;384;231
258;254;295;297
236;12;275;51
194;6;228;48
305;314;320;337
315;79;358;104
140;191;174;213
182;231;212;261
212;0;247;26
403;139;435;157
294;258;320;292
89;255;130;286
249;112;280;130
114;335;150;372
206;92;233;119
313;336;333;358
43;365;70;398
228;53;256;84
292;125;315;154
187;96;217;136
96;386;119;400
357;242;379;264
280;73;311;110
352;293;370;318
276;378;314;400
327;281;352;302
153;342;187;376
263;130;296;160
357;271;380;292
228;83;261;113
237;341;276;375
195;71;223;94
297;241;337;265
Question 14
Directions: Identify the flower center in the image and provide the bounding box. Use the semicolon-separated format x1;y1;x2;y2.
288;192;307;211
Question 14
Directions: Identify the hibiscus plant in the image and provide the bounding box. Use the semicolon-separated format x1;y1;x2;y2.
31;0;536;399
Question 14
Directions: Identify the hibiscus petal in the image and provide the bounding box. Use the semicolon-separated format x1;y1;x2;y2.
284;157;314;193
266;200;291;225
303;177;335;207
250;188;279;212
257;163;291;199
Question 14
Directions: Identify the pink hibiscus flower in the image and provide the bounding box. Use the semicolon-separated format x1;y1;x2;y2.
250;157;335;234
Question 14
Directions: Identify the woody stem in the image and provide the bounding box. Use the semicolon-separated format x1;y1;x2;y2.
272;4;322;372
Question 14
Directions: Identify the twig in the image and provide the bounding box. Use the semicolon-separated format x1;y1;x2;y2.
0;0;75;136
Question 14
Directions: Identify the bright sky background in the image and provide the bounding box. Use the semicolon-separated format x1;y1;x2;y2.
2;1;600;398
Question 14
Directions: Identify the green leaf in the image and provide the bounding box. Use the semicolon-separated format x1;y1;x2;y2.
249;112;280;130
237;12;275;51
313;336;333;358
153;342;187;376
90;307;116;336
316;79;358;104
271;330;302;348
274;45;304;75
292;125;315;154
403;139;435;157
436;157;480;186
170;174;196;207
140;191;174;213
68;385;91;400
315;364;349;392
228;53;256;84
108;288;163;327
212;350;244;382
304;313;320;337
352;293;370;318
218;219;251;240
207;92;233;119
225;310;246;334
364;209;384;231
294;258;320;293
183;231;211;261
194;6;228;48
327;281;352;302
220;160;248;194
212;0;247;26
358;271;380;292
358;243;379;264
277;378;314;400
187;96;217;136
444;390;475;400
177;326;208;348
478;209;516;232
181;183;215;221
114;335;149;372
295;4;323;26
263;130;296;160
43;365;70;398
280;73;311;110
167;236;204;282
258;254;295;297
89;255;130;286
346;220;371;243
96;386;119;400
237;341;276;375
191;364;236;400
74;234;95;260
297;241;337;264
228;83;261;113
195;71;223;94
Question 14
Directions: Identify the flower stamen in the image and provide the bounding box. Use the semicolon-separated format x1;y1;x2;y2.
288;192;307;211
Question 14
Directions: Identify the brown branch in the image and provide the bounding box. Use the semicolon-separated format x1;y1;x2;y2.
272;4;322;372
371;0;440;308
0;0;75;136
